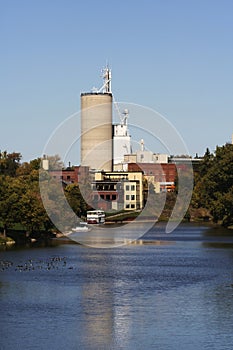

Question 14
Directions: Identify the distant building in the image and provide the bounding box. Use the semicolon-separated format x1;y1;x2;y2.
127;162;176;193
49;166;89;185
91;170;144;211
113;109;131;168
122;139;169;165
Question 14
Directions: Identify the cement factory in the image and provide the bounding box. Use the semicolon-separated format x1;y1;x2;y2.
80;66;132;172
80;66;168;171
48;66;197;212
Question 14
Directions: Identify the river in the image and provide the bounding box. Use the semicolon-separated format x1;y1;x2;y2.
1;223;233;350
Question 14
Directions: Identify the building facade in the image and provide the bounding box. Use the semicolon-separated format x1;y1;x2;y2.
49;166;89;185
113;109;131;167
127;162;177;193
91;171;144;211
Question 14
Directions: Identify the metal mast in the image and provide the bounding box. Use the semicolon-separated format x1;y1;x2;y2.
98;66;112;93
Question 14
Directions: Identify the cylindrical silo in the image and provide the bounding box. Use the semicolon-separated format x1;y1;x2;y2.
81;92;113;171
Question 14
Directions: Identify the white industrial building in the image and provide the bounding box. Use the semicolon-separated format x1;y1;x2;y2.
80;67;168;172
113;109;132;167
124;139;169;164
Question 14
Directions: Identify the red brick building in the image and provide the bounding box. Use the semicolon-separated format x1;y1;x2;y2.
127;163;176;182
49;166;89;184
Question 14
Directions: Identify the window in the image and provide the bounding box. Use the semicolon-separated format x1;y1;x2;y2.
106;195;110;201
131;185;135;191
126;195;130;200
131;195;135;200
126;185;130;191
131;204;135;209
126;204;130;209
100;194;105;199
112;194;116;200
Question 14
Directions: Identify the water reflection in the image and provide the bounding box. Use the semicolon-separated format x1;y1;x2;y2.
202;225;233;248
202;242;233;249
81;280;114;348
1;224;233;349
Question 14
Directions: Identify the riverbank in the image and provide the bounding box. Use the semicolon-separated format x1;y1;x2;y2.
1;216;232;249
0;228;56;247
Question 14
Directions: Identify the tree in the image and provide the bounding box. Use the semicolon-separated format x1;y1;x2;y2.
65;183;87;218
0;176;23;236
17;171;53;233
192;143;233;227
39;173;77;232
16;158;41;176
0;151;22;176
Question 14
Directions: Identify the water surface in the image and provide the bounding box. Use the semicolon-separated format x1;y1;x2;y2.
1;223;233;350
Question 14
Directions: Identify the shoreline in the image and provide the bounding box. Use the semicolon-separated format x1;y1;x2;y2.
1;220;232;249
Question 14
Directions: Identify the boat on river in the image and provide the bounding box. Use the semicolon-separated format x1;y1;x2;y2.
71;222;91;232
87;210;105;224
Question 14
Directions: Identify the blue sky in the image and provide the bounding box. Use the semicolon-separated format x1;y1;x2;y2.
1;0;233;163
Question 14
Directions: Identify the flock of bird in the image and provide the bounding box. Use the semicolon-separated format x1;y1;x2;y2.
0;256;74;272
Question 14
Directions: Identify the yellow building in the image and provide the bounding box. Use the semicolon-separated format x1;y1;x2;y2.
93;171;144;211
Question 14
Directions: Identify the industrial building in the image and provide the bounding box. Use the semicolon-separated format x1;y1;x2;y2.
113;109;132;167
47;66;187;211
80;67;113;172
80;66;134;173
123;139;168;164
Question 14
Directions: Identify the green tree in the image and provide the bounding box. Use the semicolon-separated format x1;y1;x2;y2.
39;173;78;232
18;170;53;232
16;158;41;176
0;176;23;236
192;143;233;227
0;151;22;176
65;183;87;218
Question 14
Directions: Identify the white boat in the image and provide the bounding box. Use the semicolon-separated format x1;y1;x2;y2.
71;222;90;232
87;210;105;224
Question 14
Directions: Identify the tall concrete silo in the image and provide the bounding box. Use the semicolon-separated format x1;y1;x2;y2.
81;67;113;171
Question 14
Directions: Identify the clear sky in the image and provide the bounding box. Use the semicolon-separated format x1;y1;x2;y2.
1;0;233;163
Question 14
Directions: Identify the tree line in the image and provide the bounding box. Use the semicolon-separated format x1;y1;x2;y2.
191;143;233;227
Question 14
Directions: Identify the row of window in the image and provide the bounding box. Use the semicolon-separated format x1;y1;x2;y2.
53;175;73;181
125;195;135;201
125;185;136;191
93;194;117;201
125;203;136;209
95;184;116;191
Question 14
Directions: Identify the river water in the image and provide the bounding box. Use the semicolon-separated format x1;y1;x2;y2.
1;223;233;350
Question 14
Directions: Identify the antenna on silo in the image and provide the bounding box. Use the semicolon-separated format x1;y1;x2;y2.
121;109;129;126
98;65;112;93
